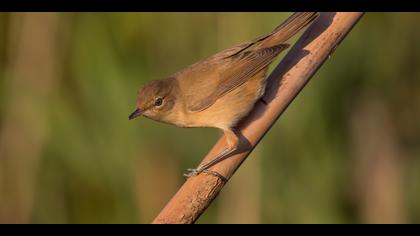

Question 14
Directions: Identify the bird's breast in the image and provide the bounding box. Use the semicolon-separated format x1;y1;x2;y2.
176;71;268;130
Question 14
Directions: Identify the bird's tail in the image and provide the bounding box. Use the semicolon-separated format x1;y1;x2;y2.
254;12;319;50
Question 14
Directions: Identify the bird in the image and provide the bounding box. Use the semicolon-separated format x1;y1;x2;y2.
129;12;319;179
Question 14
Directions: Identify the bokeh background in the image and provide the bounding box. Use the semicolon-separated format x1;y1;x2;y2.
0;12;419;224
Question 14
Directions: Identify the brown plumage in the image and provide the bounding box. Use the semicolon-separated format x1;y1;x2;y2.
129;12;319;178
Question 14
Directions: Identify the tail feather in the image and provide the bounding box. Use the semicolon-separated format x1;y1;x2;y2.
255;12;319;49
226;12;319;58
272;12;319;41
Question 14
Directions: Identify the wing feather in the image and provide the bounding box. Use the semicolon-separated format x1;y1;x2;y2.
179;44;288;112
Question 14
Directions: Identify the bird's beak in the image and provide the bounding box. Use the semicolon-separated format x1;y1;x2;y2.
128;108;144;120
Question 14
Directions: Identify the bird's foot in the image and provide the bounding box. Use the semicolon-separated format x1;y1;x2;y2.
183;167;227;182
183;168;200;178
183;140;237;182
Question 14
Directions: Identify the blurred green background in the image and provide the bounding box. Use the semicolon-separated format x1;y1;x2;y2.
0;12;419;224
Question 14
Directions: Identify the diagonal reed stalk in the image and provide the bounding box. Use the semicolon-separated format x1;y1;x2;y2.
152;12;364;224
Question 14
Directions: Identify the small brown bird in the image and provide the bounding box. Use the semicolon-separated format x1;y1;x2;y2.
129;12;319;178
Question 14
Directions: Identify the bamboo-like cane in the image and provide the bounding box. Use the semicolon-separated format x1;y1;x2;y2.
152;12;364;224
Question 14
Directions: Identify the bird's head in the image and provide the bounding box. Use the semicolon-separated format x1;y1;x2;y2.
129;78;176;122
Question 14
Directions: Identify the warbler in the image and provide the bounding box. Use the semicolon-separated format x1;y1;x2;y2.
129;12;319;178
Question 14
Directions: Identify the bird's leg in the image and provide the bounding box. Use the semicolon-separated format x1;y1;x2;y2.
184;129;239;180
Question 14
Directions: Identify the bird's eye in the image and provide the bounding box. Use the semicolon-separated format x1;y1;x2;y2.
154;97;163;106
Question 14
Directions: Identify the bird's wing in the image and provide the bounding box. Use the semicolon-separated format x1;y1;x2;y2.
177;44;289;112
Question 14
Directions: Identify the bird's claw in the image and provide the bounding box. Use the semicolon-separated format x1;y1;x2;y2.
183;168;200;178
183;168;227;182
